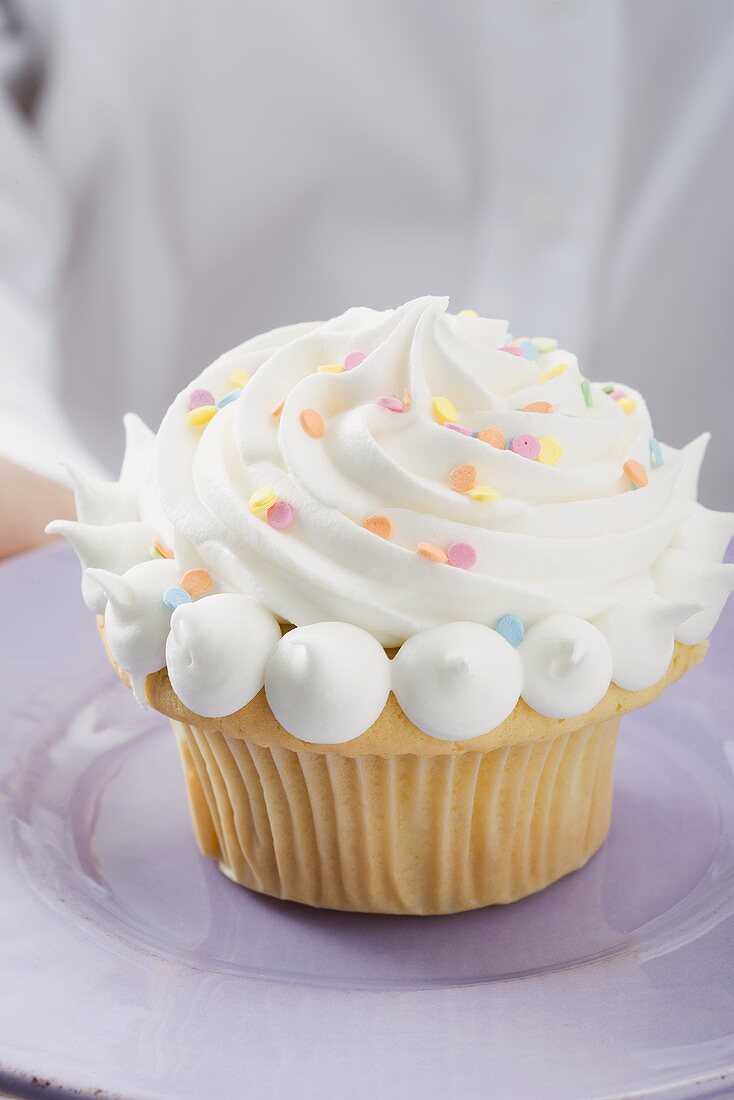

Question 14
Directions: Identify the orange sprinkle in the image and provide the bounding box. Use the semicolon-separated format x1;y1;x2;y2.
417;541;449;564
478;427;505;449
299;408;325;438
363;514;394;540
449;463;478;493
402;388;412;410
624;460;649;489
152;539;174;560
181;568;213;598
522;401;553;414
271;399;285;419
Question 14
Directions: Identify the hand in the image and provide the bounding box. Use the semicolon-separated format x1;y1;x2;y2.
0;456;75;560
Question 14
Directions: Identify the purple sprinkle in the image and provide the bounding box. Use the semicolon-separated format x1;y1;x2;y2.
447;542;477;570
343;351;367;371
510;434;541;460
376;396;405;413
187;388;216;410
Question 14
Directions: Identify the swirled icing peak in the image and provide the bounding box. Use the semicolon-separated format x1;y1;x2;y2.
50;296;734;741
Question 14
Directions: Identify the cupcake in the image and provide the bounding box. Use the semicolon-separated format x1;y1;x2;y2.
49;297;734;915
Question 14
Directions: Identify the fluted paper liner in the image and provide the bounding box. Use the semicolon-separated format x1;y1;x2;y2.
173;715;619;914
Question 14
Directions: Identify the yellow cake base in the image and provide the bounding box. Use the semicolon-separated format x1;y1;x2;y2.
100;621;706;915
173;714;619;914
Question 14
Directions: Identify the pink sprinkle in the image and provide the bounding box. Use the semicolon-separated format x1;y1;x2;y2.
447;542;477;570
510;433;541;460
187;388;216;410
376;396;405;413
499;346;523;357
267;501;294;530
446;423;474;436
343;351;367;371
610;389;626;401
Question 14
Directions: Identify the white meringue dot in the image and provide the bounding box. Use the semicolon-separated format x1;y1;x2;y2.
166;593;280;718
391;622;522;741
520;614;612;719
264;622;391;743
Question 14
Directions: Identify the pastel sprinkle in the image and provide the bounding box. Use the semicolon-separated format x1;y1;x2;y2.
447;542;477;570
500;345;524;357
181;568;212;597
538;435;563;466
217;388;242;408
186;405;218;427
510;433;541;460
151;539;174;560
402;388;413;409
363;514;394;540
602;384;616;394
300;408;325;438
162;586;191;611
618;397;637;415
343;351;367;371
517;339;539;361
478;427;505;448
446;423;474;436
449;463;478;493
267;500;295;530
624;460;648;489
229;370;250;389
457;309;478;318
531;337;558;355
317;363;344;374
522;401;553;414
540;363;569;383
417;542;449;564
432;397;458;425
581;379;593;407
610;388;626;401
187;388;216;410
649;437;664;468
249;486;277;516
495;614;525;647
376;396;405;413
468;485;500;502
271;399;285;419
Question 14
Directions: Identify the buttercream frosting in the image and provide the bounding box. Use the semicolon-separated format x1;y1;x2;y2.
48;297;734;742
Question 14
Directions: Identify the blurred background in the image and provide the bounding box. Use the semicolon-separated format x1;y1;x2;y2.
1;0;732;556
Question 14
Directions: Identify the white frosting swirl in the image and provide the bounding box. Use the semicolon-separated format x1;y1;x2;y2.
154;297;708;647
50;297;734;742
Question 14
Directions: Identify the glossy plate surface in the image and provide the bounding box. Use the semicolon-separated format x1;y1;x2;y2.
1;543;733;1099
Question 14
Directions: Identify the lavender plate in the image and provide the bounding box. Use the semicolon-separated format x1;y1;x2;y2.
1;543;734;1100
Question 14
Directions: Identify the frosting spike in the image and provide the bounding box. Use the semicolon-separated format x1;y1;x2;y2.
675;433;711;501
85;567;134;609
655;550;734;645
45;518;157;612
64;463;139;526
120;413;156;487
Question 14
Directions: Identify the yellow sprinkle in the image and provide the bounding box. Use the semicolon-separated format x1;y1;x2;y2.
538;436;563;466
186;405;218;427
249;486;277;516
229;370;250;389
457;309;478;318
468;485;501;503
317;364;344;374
432;396;458;425
618;397;637;415
540;363;569;383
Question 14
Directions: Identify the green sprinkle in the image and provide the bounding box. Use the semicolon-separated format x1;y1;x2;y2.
581;379;593;407
530;337;558;355
602;384;615;394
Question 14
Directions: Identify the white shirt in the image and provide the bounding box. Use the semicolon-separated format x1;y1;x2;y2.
1;0;732;504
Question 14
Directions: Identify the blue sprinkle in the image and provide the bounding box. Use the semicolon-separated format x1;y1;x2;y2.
495;614;525;647
649;437;664;468
503;332;514;345
518;340;539;361
217;388;243;409
505;436;515;450
163;586;191;611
